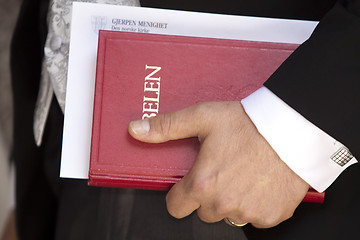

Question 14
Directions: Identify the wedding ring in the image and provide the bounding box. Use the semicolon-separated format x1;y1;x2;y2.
225;217;248;227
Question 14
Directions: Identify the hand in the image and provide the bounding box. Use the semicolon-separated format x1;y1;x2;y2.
128;101;309;228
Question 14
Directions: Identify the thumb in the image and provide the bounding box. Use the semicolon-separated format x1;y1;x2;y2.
128;104;205;143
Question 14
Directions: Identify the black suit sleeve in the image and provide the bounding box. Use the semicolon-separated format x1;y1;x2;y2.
264;0;360;157
245;2;360;239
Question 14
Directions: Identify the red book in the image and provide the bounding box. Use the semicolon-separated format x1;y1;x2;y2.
89;30;324;203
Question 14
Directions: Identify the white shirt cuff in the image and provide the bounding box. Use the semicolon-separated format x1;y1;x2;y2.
241;86;357;192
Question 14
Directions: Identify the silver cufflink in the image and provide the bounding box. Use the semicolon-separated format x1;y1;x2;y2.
331;147;353;167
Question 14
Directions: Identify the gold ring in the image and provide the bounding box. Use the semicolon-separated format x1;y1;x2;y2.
225;217;248;227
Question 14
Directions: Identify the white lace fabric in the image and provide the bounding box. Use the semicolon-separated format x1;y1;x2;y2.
34;0;140;146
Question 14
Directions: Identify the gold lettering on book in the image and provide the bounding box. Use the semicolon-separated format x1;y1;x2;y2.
142;65;161;119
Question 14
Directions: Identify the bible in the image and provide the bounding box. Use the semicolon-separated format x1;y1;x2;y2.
89;30;324;203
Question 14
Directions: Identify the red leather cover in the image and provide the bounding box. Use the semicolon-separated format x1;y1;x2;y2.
303;188;325;203
89;30;324;203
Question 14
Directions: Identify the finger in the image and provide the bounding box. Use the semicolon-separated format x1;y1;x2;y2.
128;103;209;143
196;206;224;223
166;178;200;219
165;146;212;219
166;147;227;221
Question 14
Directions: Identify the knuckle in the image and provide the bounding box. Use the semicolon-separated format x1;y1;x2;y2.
240;210;252;223
165;197;177;217
196;207;224;223
259;212;285;228
188;175;213;196
155;112;175;139
285;209;294;220
280;208;295;223
261;216;278;228
213;199;236;216
165;195;186;219
192;102;213;118
241;207;265;226
196;210;213;223
166;206;181;219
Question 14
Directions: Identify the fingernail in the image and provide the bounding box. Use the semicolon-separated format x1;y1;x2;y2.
130;119;150;135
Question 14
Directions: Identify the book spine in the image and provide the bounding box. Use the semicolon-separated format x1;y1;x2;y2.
89;173;325;203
